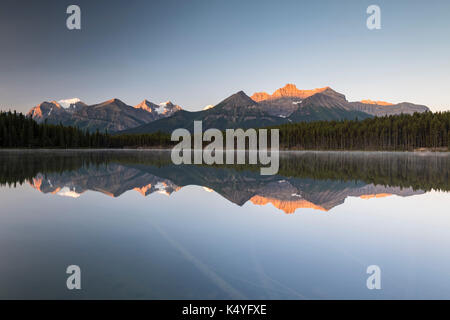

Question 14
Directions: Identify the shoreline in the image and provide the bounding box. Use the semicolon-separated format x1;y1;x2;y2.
0;148;449;154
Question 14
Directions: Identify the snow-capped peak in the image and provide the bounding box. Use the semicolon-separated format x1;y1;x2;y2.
155;105;167;114
155;101;176;114
58;98;81;108
203;104;214;110
159;101;172;107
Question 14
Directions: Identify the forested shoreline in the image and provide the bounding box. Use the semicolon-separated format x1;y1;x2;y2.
275;111;450;151
1;110;449;151
0;111;171;148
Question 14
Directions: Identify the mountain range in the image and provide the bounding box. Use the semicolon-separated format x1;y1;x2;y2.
27;84;430;133
27;98;181;132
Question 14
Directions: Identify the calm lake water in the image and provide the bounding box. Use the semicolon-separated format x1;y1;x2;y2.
0;150;449;299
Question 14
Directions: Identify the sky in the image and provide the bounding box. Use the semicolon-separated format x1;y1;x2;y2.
0;0;449;113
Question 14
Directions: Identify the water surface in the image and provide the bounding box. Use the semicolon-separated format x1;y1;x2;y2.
0;150;449;299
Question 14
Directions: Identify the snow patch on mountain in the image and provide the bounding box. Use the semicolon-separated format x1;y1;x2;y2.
155;101;172;114
58;98;81;108
155;105;166;114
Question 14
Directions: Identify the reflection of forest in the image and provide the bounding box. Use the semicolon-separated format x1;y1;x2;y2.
0;151;448;213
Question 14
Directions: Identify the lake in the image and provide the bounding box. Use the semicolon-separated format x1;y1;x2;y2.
0;150;449;299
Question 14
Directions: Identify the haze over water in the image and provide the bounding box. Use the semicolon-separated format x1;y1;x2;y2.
0;150;449;299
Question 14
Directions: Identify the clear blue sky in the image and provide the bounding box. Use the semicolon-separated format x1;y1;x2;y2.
1;0;449;112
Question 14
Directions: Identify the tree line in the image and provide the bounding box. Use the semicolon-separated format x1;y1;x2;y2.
0;111;171;148
275;111;450;151
1;110;449;150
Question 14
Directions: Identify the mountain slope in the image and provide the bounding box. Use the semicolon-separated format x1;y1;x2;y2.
27;101;76;123
26;84;430;133
288;93;373;122
254;85;350;117
27;98;183;132
134;100;182;121
134;100;182;117
252;83;429;118
58;98;157;132
120;91;287;134
252;84;346;102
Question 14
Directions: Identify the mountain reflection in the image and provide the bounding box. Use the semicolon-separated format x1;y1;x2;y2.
1;150;448;213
